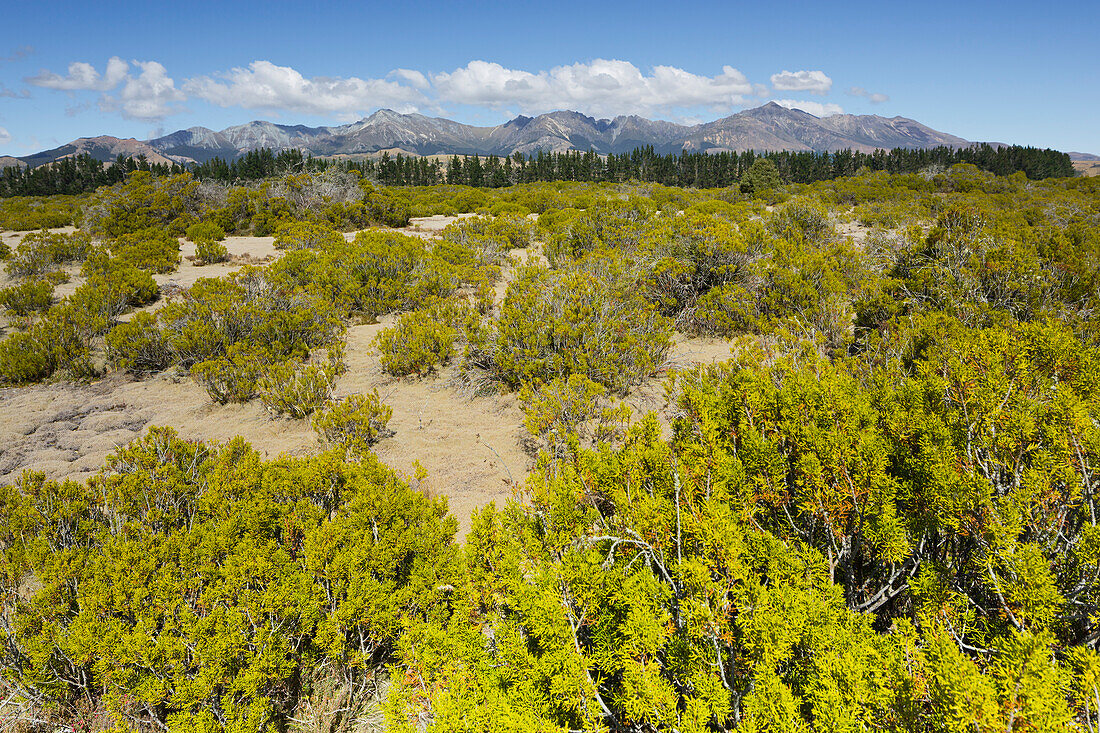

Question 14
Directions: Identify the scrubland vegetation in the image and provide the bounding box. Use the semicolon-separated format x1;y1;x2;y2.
2;158;1100;732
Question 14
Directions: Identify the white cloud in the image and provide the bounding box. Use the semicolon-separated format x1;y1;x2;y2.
184;60;427;116
109;61;186;120
432;59;753;117
774;99;844;117
847;86;889;103
26;56;184;120
23;55;886;129
26;57;128;91
388;68;430;89
770;69;832;95
0;127;11;145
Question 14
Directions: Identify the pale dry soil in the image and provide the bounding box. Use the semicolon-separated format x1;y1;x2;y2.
0;219;738;535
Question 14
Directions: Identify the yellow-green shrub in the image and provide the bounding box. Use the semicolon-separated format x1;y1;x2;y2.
185;220;226;242
312;391;393;452
374;300;466;377
106;311;172;373
194;237;229;265
258;352;345;418
191;342;273;403
272;221;345;250
4;229;93;278
518;373;630;456
467;264;671;393
0;428;460;732
0;280;53;316
111;228;180;273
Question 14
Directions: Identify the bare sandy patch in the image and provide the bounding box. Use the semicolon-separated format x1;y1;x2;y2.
0;219;741;536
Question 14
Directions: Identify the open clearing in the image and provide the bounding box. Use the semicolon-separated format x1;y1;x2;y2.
0;218;739;534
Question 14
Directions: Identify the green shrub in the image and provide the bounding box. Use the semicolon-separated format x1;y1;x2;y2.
157;269;343;368
106;312;172;373
467;264;672;393
312;390;393;452
518;373;630;456
273;221;345;250
191;342;273;403
4;229;93;278
374;300;465;377
0;195;82;230
0;313;89;384
0;280;53;316
0;429;459;732
185;220;226;242
258;352;345;418
0;328;55;383
441;213;533;259
194;237;229;265
767;199;834;242
80;252;159;311
82;171;200;236
111;228;181;273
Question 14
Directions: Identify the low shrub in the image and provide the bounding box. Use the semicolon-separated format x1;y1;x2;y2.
0;328;55;383
111;228;181;273
185;220;226;243
518;373;630;456
0;280;53;316
374;300;466;377
106;312;173;373
312;390;393;452
258;352;345;418
0;314;89;384
191;342;273;403
0;195;81;230
80;252;159;310
467;264;672;393
767;199;834;242
441;214;533;263
273;221;345;250
194;237;229;265
4;229;93;279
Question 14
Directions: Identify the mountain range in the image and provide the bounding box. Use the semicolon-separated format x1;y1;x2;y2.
10;103;1012;168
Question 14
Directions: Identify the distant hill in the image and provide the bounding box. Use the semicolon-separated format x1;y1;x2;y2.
12;103;1046;168
16;136;190;168
1069;152;1100;162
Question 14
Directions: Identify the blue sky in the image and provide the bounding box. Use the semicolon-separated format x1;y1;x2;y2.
1;0;1096;156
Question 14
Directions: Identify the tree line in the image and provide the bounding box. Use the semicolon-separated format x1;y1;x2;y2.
371;142;1073;187
1;141;1074;198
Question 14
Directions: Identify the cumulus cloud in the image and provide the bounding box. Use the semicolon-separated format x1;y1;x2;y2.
770;69;832;95
774;99;844;117
184;61;427;116
388;68;430;89
432;59;753;117
25;56;880;127
26;57;128;91
28;57;185;120
0;127;11;145
847;86;889;103
112;61;186;119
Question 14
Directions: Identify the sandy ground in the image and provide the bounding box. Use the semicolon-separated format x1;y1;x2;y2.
0;219;739;536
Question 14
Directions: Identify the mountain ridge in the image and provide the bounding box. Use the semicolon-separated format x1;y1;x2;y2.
9;103;1049;168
